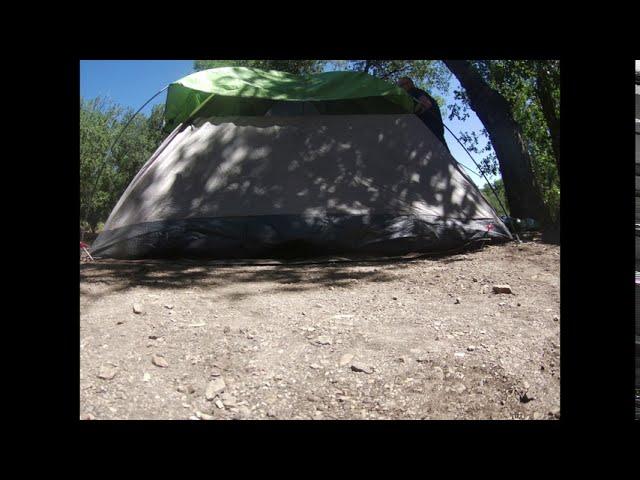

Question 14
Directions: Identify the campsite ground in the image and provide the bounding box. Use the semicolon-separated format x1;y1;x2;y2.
80;238;560;420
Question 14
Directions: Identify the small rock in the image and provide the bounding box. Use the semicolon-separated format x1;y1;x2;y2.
453;383;467;394
220;392;237;406
339;353;355;366
454;297;461;304
177;384;195;394
152;354;169;368
210;368;222;377
454;352;465;358
553;315;559;322
132;303;144;314
214;399;225;409
81;413;95;420
392;296;398;300
97;364;117;380
196;411;215;420
164;304;174;309
533;412;544;420
205;378;226;400
467;345;476;352
492;285;513;294
549;407;560;417
313;336;332;346
351;362;374;374
142;372;151;382
309;363;321;370
223;326;231;334
416;355;429;363
519;392;534;403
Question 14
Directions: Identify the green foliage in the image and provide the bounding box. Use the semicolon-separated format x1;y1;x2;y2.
447;60;560;222
344;60;451;107
193;60;326;75
194;60;452;107
480;179;510;217
80;97;166;232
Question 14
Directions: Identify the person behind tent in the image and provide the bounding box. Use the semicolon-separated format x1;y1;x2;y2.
397;77;448;150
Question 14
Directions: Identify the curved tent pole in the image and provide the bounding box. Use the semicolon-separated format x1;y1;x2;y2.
443;122;522;242
441;122;510;219
82;85;169;239
405;96;509;219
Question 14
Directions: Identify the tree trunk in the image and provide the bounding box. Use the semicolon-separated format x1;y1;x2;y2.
535;61;561;176
443;60;549;223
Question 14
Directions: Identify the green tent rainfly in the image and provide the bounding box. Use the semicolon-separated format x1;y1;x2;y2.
163;67;415;131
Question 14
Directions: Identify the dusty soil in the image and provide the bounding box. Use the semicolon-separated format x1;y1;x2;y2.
80;240;560;420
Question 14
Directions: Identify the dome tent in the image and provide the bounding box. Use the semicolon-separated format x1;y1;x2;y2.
90;67;512;259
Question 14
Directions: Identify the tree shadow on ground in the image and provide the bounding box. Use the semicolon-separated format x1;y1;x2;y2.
79;243;488;302
517;230;560;246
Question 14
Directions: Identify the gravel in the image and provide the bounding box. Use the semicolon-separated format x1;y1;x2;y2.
80;241;560;420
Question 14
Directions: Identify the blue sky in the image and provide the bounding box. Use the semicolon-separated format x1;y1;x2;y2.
80;60;497;187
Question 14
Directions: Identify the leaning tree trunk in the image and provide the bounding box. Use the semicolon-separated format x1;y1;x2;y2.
444;60;549;223
535;61;561;177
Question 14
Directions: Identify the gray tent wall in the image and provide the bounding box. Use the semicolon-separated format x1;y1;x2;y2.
91;112;512;259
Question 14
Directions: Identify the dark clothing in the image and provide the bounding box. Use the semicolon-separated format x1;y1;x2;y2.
407;87;447;147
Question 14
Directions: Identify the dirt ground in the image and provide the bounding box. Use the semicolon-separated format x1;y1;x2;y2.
80;239;560;420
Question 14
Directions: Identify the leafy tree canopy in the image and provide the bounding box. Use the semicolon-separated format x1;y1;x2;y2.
448;60;560;221
80;97;165;232
193;60;326;75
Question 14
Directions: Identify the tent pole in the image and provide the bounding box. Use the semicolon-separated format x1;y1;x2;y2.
405;95;520;242
81;85;169;240
405;96;509;219
442;122;522;243
441;123;510;218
